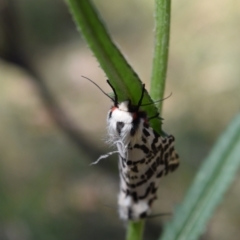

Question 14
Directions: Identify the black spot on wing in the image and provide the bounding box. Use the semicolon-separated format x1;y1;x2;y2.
157;170;164;178
143;128;150;137
145;153;156;164
134;144;149;154
142;136;147;144
130;175;138;180
164;144;169;152
151;132;160;151
170;162;179;171
162;138;167;144
127;160;133;166
117;122;124;135
139;211;147;219
164;152;169;159
130;122;139;136
125;189;139;202
169;135;175;141
145;166;155;180
127;158;146;166
128;208;133;219
168;146;174;156
131;166;139;173
138;182;157;199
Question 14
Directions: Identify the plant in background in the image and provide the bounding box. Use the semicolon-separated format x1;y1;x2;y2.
66;0;240;240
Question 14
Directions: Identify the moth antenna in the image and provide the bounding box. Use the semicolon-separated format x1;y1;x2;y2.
137;83;146;110
106;80;118;106
81;76;115;102
141;92;172;106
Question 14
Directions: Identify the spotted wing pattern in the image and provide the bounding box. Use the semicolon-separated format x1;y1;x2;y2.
117;122;179;220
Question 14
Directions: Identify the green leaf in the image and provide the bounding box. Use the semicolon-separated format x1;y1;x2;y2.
160;113;240;240
66;0;161;133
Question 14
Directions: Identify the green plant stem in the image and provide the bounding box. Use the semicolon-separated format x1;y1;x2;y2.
127;1;171;239
126;220;145;240
150;0;171;115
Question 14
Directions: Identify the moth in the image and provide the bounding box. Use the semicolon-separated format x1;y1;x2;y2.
83;77;179;221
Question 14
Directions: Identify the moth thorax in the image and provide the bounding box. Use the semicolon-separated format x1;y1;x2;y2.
118;101;130;112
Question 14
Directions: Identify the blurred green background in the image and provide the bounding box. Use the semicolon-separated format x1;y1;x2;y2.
0;0;240;239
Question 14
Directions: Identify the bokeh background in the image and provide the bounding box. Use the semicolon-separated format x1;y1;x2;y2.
0;0;240;239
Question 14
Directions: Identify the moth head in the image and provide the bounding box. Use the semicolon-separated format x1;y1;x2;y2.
117;100;137;112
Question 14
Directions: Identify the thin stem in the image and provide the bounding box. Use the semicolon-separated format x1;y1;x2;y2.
126;220;145;240
150;0;171;115
126;1;171;239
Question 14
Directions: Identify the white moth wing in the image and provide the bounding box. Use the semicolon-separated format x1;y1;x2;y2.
107;102;179;220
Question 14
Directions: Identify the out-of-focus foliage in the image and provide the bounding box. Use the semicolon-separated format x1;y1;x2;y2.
0;0;240;240
161;112;240;240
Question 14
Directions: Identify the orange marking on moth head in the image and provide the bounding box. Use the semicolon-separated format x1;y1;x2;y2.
111;106;117;112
